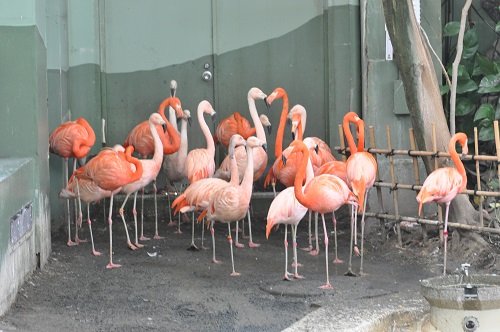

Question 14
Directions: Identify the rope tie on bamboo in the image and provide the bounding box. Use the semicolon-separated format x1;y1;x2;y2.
366;147;373;154
411;184;418;191
387;148;396;157
431;151;439;159
407;149;414;157
338;147;347;156
389;183;398;193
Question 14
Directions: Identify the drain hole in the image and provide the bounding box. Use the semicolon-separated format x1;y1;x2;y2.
463;316;479;332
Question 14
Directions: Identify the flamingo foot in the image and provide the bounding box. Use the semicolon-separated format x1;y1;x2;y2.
106;262;122;269
167;221;176;227
230;272;241;277
201;245;209;250
174;229;183;234
283;274;292;281
134;242;144;249
309;249;319;256
139;235;151;241
67;240;78;247
291;262;303;268
333;258;344;264
301;246;313;252
319;283;333;290
91;250;102;256
212;258;222;264
344;269;357;277
153;234;165;240
294;274;305;280
127;242;139;251
234;242;245;248
187;244;199;251
248;241;260;248
354;245;360;256
75;237;88;244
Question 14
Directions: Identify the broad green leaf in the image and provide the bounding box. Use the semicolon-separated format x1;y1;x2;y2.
488;178;500;191
456;79;478;94
479;126;494;141
440;85;450;95
462;28;479;59
475;53;497;76
478;74;500;94
455;98;476;116
474;103;495;123
443;21;460;37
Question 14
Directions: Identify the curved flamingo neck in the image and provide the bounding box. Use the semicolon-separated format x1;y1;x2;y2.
161;119;181;154
168;105;178;132
125;147;143;183
179;117;188;156
158;97;173;121
198;102;215;155
248;94;266;142
449;134;467;190
73;118;96;158
356;120;365;152
275;92;289;157
228;142;240;186
149;119;163;166
343;116;358;155
241;144;255;197
293;144;311;207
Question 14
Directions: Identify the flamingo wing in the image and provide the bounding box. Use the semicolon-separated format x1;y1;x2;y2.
185;149;216;183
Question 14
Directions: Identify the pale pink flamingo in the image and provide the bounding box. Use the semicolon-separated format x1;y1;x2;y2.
290;140;358;289
417;132;468;275
77;145;143;268
49;117;96;246
266;139;317;281
203;136;266;276
214;112;256;148
343;111;378;276
118;113;167;249
172;134;247;263
214;87;272;247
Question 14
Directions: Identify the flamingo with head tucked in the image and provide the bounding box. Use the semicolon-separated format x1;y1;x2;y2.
214;112;256;148
417;132;468;275
49;117;96;246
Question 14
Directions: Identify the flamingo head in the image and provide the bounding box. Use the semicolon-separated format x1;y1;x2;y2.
150;113;167;131
246;136;266;151
248;87;267;101
183;110;192;126
169;79;177;97
168;96;184;119
228;134;246;159
259;114;272;135
454;132;468;156
265;87;286;107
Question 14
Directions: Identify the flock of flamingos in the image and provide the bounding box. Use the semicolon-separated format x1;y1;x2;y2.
49;82;468;289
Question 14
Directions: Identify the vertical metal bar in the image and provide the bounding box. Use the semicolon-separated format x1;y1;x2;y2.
386;126;402;247
432;124;444;243
369;126;387;239
409;128;426;242
474;127;484;226
338;124;346;162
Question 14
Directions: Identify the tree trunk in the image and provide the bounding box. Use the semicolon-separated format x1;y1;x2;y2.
381;0;491;263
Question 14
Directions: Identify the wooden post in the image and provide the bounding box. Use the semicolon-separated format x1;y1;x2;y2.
494;121;500;195
473;127;484;226
409;128;427;242
386;126;402;247
432;124;444;243
368;126;387;239
338;124;346;162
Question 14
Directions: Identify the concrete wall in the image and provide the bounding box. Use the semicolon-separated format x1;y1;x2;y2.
0;0;50;316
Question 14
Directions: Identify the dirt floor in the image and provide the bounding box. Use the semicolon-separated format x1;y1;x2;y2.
1;195;499;332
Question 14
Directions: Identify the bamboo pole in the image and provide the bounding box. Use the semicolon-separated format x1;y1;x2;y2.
368;126;387;238
409;128;427;242
474;128;484;226
371;181;500;198
338;124;346;162
432;124;444;243
494;121;500;198
386;126;402;247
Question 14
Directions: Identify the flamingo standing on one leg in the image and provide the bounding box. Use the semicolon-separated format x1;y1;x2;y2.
184;100;217;250
417;132;468;276
214;87;272;247
77;145;143;269
343;112;377;276
172;134;247;263
289;140;358;289
265;139;317;281
203;136;267;276
49;117;96;246
123;96;183;240
118;113;167;248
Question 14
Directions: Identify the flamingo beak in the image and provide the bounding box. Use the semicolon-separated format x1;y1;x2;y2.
188;117;192;127
291;131;295;141
264;97;270;110
211;113;217;122
267;124;272;135
282;155;287;166
262;143;268;152
315;145;319;154
162;124;167;132
265;221;274;239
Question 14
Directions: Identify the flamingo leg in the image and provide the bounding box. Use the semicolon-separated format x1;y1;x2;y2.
118;193;138;250
234;220;244;248
443;202;450;276
87;203;101;256
188;212;199;251
332;212;343;264
166;191;175;227
200;217;208;249
64;158;76;246
301;210;313;251
310;212;319;256
152;180;164;240
74;176;87;245
211;221;221;264
272;181;276;197
283;224;291;281
247;209;260;248
175;212;182;234
320;214;333;289
345;205;357;276
292;225;304;279
139;187;150;241
359;190;369;275
106;194;121;269
241;216;246;239
132;191;144;248
227;224;240;276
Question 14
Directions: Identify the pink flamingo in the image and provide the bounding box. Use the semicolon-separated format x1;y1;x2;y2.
417;132;468;275
49;117;96;246
183;100;217;249
77;145;143;269
290;140;358;289
214;87;272;247
172;134;247;263
214;112;256;148
343;112;378;276
266;139;317;281
203;136;266;276
118;113;167;248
